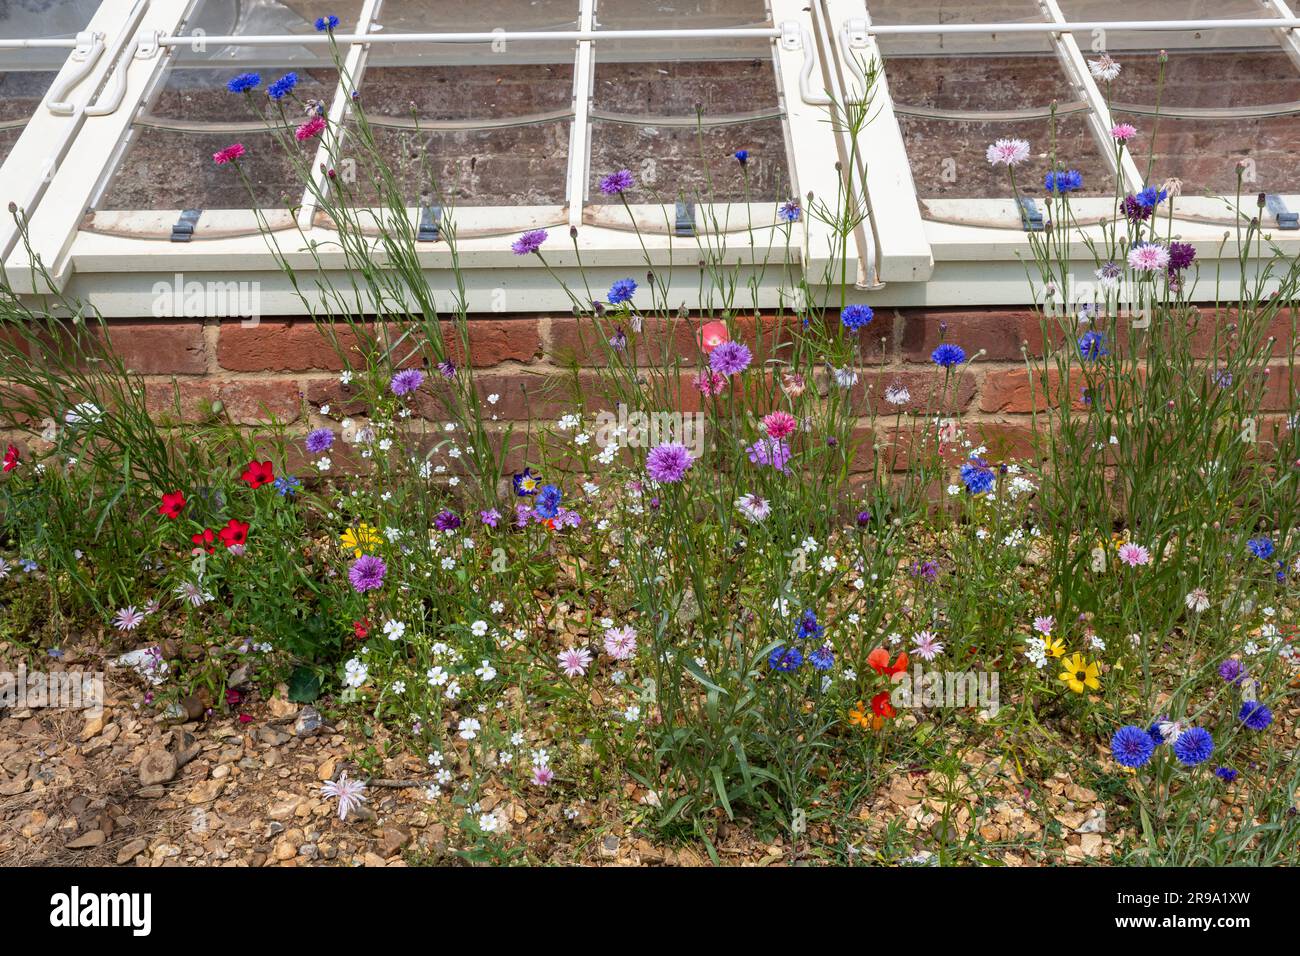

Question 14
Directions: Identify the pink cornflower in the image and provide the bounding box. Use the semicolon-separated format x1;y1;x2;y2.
762;410;797;440
1111;123;1137;142
693;369;728;396
912;631;945;662
1033;615;1055;636
558;646;593;677
603;625;637;661
295;115;325;141
532;764;555;786
321;772;368;821
212;143;245;165
1127;243;1170;273
1118;542;1151;567
986;138;1030;167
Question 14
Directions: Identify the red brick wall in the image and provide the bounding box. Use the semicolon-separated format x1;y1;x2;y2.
37;307;1290;475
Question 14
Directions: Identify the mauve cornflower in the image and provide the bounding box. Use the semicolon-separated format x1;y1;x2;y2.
1044;169;1083;194
315;14;340;31
267;72;298;100
645;442;693;483
986;138;1030;167
113;606;145;632
295;114;325;141
390;368;425;396
305;428;334;453
603;625;637;661
1111;725;1155;768
1128;243;1170;273
607;278;636;305
856;510;871;526
1111;122;1137;142
762;410;797;440
931;343;966;368
1117;542;1151;567
1079;330;1108;361
912;631;945;661
911;560;939;581
778;199;801;222
1168;241;1196;273
227;72;261;93
768;645;803;671
1033;615;1055;635
511;229;548;255
1219;667;1253;700
1239;700;1273;731
735;492;770;523
434;509;461;532
884;382;910;406
321;772;367;821
1173;727;1214;767
693;369;728;395
213;143;245;165
348;554;386;593
746;437;792;473
599;169;634;194
709;340;752;376
1215;766;1239;783
841;304;873;330
480;508;501;527
557;646;592;677
1247;536;1275;560
437;359;456;379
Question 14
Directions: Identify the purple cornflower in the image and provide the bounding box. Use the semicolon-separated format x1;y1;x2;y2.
434;510;462;532
1110;725;1156;768
746;438;792;474
646;443;693;483
856;510;871;527
437;359;456;379
511;229;548;255
709;340;752;376
599;169;634;195
1219;659;1245;684
348;555;386;593
390;368;425;396
480;509;501;527
1215;766;1238;783
911;560;939;582
1168;241;1196;273
1239;700;1273;731
305;428;334;453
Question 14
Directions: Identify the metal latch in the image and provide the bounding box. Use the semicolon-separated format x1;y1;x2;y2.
845;18;870;49
171;209;202;242
780;20;801;51
417;205;441;241
1265;194;1298;230
674;201;696;237
1017;197;1045;232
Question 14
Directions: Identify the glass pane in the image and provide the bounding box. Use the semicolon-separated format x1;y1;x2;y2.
595;1;772;29
867;0;1052;55
1059;1;1283;49
369;0;578;65
174;0;366;65
0;0;99;163
588;38;789;204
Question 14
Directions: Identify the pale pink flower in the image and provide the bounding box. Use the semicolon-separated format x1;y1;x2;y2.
1110;123;1137;142
603;625;638;661
912;631;945;661
558;646;593;677
1127;243;1170;273
693;369;728;396
321;771;368;821
1033;615;1055;636
1117;542;1151;567
532;764;555;786
986;138;1030;167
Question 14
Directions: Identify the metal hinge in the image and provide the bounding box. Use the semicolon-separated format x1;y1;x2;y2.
674;201;696;237
780;20;801;51
171;209;202;242
1265;194;1298;230
845;18;870;49
417;205;441;241
1017;197;1045;232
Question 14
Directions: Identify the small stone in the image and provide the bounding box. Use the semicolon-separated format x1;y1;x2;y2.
116;837;149;864
294;707;322;737
81;715;105;740
139;750;178;787
599;834;619;858
258;726;291;747
378;828;409;857
66;829;106;849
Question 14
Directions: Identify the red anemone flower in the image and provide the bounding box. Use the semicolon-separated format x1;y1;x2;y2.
241;460;274;489
191;528;216;554
158;490;186;519
2;443;19;473
219;518;250;549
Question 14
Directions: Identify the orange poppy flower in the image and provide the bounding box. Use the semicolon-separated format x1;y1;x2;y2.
867;647;909;678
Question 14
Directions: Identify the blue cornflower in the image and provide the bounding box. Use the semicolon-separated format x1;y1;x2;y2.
267;72;298;100
795;609;824;642
1078;330;1108;361
607;278;636;305
777;200;801;223
273;475;301;497
734;149;749;166
226;72;261;93
315;15;340;31
841;304;873;330
1247;537;1275;560
808;645;835;671
768;645;803;671
1136;185;1168;209
534;484;563;520
1173;727;1214;767
960;458;995;495
1111;725;1156;768
1044;169;1083;194
1215;766;1239;783
1239;700;1274;731
931;343;966;368
1147;720;1167;746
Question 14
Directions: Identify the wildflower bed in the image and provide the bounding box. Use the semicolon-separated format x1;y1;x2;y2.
0;31;1298;866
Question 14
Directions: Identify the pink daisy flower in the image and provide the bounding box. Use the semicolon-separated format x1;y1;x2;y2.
212;143;246;165
985;138;1030;167
912;630;945;662
603;625;637;661
762;410;797;441
1033;615;1055;636
1117;542;1151;567
532;764;555;786
557;646;593;677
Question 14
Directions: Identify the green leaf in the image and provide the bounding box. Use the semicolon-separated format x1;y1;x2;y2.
287;666;322;703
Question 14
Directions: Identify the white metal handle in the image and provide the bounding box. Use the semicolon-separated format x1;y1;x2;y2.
85;36;140;116
47;31;105;115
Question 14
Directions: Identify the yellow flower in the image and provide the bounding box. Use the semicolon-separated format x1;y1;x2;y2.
340;523;381;558
1044;635;1066;658
1058;653;1100;694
